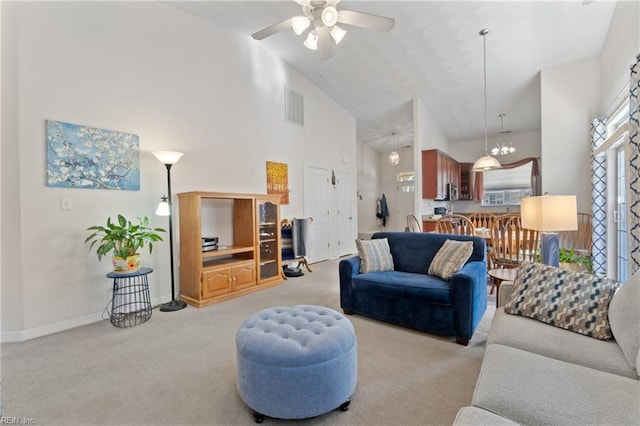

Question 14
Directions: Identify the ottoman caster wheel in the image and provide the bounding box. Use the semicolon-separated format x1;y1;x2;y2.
253;412;265;423
339;399;351;411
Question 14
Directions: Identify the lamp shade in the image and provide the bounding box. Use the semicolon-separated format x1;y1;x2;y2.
388;151;399;166
152;151;184;165
155;199;170;216
521;195;578;232
291;16;310;35
471;155;502;172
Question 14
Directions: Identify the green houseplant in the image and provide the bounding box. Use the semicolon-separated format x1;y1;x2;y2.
558;247;593;273
85;215;166;273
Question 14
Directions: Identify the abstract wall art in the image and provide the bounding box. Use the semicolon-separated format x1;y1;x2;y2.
266;161;289;204
46;120;140;190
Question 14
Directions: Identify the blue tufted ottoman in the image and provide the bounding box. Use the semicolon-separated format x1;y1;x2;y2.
236;305;357;422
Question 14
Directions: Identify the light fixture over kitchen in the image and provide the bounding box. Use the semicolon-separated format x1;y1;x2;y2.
472;29;502;172
491;113;516;156
388;132;399;166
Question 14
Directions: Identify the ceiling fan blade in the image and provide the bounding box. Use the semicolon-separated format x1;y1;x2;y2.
251;18;292;40
318;26;332;60
337;10;395;32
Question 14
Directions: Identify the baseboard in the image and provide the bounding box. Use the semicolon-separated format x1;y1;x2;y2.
1;295;170;343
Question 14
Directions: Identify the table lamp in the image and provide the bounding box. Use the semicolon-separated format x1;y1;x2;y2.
521;195;578;267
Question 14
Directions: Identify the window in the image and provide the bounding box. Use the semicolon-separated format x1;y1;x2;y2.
594;99;630;282
481;161;533;206
482;188;532;207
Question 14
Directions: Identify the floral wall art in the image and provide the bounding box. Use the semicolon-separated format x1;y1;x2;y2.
46;120;140;190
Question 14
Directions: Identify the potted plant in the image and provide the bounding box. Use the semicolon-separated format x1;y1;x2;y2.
85;214;166;273
559;247;593;273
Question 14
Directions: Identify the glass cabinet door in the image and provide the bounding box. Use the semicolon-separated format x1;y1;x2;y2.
257;200;280;282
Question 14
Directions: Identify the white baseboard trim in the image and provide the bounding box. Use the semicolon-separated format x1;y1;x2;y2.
1;295;170;343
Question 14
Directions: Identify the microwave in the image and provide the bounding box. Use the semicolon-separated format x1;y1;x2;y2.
434;207;448;215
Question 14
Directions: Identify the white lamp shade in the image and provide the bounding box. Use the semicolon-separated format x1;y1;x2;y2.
321;5;339;26
471;155;501;172
304;31;318;50
330;25;346;44
155;200;170;216
521;195;578;232
152;151;184;165
291;16;310;35
388;151;399;166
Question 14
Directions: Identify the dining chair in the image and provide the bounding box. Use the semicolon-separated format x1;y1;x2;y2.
559;213;592;257
469;211;498;231
490;215;540;274
436;214;475;236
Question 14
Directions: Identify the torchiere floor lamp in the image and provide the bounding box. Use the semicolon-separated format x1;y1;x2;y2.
153;151;187;312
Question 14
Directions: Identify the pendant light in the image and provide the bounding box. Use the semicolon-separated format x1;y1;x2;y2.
388;132;399;166
491;113;516;156
472;29;502;172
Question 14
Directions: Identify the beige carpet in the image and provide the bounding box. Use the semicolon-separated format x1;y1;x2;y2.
2;259;495;425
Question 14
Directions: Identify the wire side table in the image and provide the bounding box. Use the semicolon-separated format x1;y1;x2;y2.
106;267;153;328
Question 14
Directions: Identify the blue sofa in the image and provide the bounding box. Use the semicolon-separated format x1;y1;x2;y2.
339;232;487;345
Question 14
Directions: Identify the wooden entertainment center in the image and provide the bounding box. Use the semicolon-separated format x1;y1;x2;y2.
177;191;282;308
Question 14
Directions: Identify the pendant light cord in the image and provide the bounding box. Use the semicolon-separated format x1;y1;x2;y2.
482;29;488;156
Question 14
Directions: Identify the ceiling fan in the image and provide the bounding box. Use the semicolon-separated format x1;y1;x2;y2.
251;0;395;60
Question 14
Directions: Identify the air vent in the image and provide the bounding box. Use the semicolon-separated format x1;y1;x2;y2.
284;86;304;127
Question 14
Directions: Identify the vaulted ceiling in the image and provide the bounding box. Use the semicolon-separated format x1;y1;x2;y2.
166;1;616;152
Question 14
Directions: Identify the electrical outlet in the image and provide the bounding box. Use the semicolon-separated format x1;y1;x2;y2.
60;198;72;210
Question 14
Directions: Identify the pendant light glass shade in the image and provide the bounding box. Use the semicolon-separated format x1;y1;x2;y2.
388;132;399;166
471;29;501;173
472;155;502;172
388;151;399;166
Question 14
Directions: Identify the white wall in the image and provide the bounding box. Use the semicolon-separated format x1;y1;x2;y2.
413;98;451;218
449;130;541;164
600;0;640;113
1;2;356;341
540;56;600;213
356;140;380;234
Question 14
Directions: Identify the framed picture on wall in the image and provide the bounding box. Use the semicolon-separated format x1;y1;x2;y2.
46;120;140;190
266;161;289;204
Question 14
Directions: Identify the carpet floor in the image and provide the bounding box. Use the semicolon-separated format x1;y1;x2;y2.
2;259;495;425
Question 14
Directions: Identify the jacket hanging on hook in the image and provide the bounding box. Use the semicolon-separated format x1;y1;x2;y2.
376;194;390;227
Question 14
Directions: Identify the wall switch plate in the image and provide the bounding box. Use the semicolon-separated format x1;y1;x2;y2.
60;198;72;210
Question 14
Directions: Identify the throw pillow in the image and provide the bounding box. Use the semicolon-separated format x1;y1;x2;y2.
504;262;620;340
608;270;640;373
428;239;474;280
355;238;394;273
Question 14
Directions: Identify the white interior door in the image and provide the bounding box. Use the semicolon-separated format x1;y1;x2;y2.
337;171;354;256
303;165;330;263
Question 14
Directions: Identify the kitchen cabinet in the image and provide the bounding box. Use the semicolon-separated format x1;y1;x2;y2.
422;149;460;200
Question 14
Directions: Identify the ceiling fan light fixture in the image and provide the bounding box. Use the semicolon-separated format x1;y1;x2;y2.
321;5;339;27
304;30;318;50
330;25;346;44
295;0;311;6
291;16;311;35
